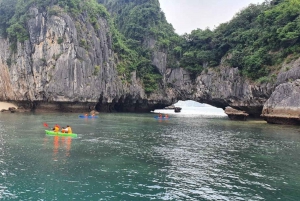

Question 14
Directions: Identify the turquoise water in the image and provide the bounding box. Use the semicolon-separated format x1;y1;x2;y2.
0;112;300;200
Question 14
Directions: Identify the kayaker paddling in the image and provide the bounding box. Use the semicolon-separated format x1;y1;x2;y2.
62;125;73;134
52;124;60;132
44;123;77;137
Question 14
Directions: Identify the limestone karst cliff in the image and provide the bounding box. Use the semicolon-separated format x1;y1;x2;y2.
261;58;300;124
0;0;300;125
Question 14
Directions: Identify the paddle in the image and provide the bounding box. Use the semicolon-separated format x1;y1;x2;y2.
43;123;60;129
43;122;49;128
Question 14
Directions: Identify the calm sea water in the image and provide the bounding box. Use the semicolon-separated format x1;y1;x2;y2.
0;112;300;200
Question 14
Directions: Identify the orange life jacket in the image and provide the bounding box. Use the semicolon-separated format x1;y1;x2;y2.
67;126;72;134
54;126;59;132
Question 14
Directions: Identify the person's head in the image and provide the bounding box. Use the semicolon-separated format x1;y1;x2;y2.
62;127;65;129
67;125;70;127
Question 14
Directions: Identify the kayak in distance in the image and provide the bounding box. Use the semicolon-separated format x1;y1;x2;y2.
154;116;170;120
45;130;78;138
78;115;99;118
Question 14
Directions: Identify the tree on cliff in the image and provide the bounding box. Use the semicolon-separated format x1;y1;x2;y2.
1;0;300;92
177;0;300;81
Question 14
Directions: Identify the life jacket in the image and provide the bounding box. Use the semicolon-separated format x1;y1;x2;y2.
61;129;65;133
54;126;59;132
67;126;72;134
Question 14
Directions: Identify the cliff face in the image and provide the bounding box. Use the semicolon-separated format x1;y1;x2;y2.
0;7;146;111
0;5;299;124
0;7;277;115
163;66;274;117
261;58;300;124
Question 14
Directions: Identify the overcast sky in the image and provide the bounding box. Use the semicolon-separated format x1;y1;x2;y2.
159;0;266;35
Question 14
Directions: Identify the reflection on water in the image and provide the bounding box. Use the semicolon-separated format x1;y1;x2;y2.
0;113;300;200
45;136;73;160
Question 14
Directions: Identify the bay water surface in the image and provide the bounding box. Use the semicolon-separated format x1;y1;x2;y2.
0;112;300;200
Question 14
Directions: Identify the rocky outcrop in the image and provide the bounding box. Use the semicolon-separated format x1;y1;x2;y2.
225;107;249;121
164;104;182;113
262;79;300;124
0;7;146;112
0;106;29;113
0;6;299;126
261;59;300;124
164;66;274;117
0;7;276;115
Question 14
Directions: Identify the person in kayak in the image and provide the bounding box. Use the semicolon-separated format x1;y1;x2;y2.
158;113;163;118
52;125;60;132
61;127;66;133
165;114;169;118
64;125;73;134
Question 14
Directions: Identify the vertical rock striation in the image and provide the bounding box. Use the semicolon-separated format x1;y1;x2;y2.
164;66;274;117
0;5;299;125
0;7;146;111
261;59;300;124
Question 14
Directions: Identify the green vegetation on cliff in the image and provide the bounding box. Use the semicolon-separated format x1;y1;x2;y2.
100;0;179;92
1;0;299;93
0;0;169;94
0;0;109;51
178;0;300;81
100;0;176;46
102;0;300;83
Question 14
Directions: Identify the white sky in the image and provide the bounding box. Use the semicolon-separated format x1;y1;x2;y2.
159;0;266;35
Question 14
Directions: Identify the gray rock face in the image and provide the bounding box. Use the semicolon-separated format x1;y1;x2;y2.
163;67;274;117
276;58;300;85
225;106;249;121
152;51;167;75
0;7;297;123
261;58;300;124
0;7;144;111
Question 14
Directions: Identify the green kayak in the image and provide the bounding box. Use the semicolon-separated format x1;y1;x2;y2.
45;130;77;138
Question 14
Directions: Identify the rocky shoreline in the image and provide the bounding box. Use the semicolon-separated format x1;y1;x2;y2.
224;107;249;121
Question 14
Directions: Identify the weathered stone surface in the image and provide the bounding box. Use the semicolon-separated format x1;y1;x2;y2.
260;58;300;124
164;66;273;117
1;6;299;125
1;107;17;113
261;79;300;124
0;7;138;110
276;58;300;85
225;107;249;121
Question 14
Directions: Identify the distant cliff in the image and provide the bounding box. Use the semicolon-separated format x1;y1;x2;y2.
0;0;300;125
